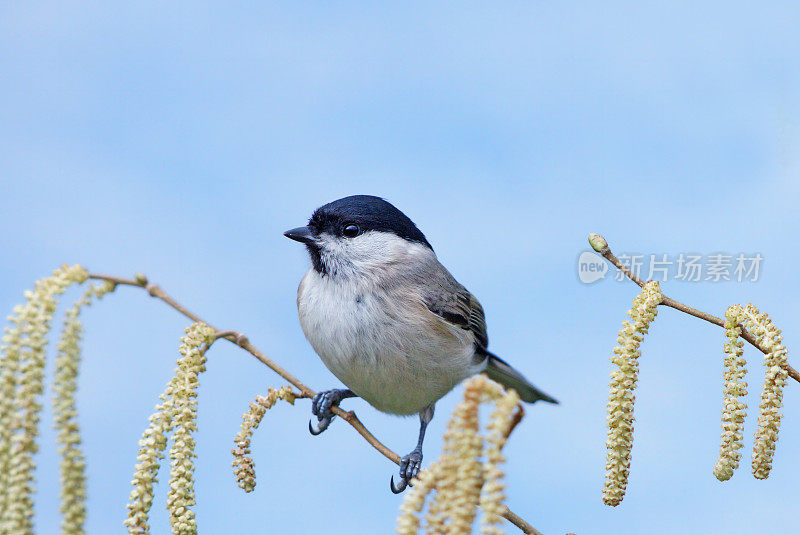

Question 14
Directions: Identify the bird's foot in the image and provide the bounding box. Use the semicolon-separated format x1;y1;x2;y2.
390;448;423;494
308;389;351;435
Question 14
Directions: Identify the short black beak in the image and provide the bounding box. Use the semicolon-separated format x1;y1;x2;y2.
284;226;315;245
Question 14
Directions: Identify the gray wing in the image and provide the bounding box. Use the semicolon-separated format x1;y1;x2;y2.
423;270;489;349
420;262;558;405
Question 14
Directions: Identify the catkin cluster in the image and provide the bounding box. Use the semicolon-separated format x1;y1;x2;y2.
715;304;788;481
231;386;296;492
396;375;520;535
54;281;117;535
124;322;216;535
0;264;89;534
603;281;662;507
712;307;748;481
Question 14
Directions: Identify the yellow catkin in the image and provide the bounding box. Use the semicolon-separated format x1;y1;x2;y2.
424;399;471;535
479;388;519;535
0;264;88;534
54;281;116;535
166;323;216;535
713;305;748;481
396;375;520;535
124;322;216;535
397;463;442;535
446;380;483;534
602;281;662;507
231;386;296;492
724;304;788;480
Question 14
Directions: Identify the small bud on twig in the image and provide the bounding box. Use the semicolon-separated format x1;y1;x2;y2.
588;233;608;253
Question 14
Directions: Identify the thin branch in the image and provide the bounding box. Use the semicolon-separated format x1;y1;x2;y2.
505;405;526;442
500;506;544;535
587;234;800;384
89;273;398;462
87;272;538;532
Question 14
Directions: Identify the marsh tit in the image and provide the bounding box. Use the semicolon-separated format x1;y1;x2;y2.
285;195;557;492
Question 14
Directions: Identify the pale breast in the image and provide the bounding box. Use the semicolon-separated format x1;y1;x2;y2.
297;269;480;415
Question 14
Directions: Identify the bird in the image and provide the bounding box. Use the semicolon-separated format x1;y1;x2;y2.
284;195;557;493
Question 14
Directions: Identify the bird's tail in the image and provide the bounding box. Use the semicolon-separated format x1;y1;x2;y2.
482;351;558;404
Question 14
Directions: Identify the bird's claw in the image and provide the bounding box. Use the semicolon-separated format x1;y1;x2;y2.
308;389;349;436
390;449;423;493
308;417;332;436
390;474;408;494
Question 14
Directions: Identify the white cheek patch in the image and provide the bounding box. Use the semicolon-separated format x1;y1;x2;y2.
347;231;408;260
318;231;429;276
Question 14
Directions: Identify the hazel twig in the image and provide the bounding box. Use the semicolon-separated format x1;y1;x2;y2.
87;272;539;534
587;234;800;384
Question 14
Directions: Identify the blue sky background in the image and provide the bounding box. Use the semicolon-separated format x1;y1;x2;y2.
2;2;800;534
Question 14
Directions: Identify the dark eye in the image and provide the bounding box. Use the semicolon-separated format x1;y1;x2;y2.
342;224;360;238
